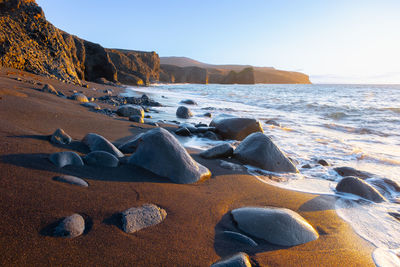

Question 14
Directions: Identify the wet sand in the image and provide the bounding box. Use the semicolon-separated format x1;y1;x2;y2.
0;67;375;266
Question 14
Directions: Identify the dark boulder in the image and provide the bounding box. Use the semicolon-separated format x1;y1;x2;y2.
334;167;373;179
336;176;386;203
200;143;234;159
116;105;144;118
83;151;119;167
128;128;211;184
317;159;330;166
175;127;191;136
210;115;263;141
176;106;193;119
180;99;197;105
129;115;144;123
233;132;298;173
231;207;319;246
82;133;124;158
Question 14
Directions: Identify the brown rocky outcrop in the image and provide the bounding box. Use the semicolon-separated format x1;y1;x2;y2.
160;64;208;84
0;0;159;85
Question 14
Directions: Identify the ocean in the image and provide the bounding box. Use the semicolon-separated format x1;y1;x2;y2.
124;83;400;266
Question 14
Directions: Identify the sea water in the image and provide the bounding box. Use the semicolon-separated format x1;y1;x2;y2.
123;83;400;266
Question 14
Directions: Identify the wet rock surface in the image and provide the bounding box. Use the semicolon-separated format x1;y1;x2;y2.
334;166;373;179
210;115;263;141
128;128;211;184
231;206;319;246
336;176;386;203
176;106;193;119
233;132;298;173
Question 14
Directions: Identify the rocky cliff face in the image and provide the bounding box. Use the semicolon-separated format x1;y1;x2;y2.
0;0;159;85
160;65;208;84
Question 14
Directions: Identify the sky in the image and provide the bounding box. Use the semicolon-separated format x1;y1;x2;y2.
36;0;400;84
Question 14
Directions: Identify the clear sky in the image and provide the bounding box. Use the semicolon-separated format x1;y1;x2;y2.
36;0;400;84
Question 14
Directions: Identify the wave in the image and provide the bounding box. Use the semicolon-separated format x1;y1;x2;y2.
323;123;390;137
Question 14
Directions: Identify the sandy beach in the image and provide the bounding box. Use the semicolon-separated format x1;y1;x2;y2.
0;67;377;266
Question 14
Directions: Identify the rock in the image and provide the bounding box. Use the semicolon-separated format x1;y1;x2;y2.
233;132;298;173
179;123;197;133
53;175;88;187
121;204;167;234
195;126;216;133
265;119;280;127
175;127;191;136
71;93;89;103
203;112;212;118
53;214;85;238
220;160;245;171
116;104;144;118
180;99;197;105
81;102;101;110
200;143;234;159
231;207;319;246
334;167;373;179
221;231;258;247
50;128;72;145
211;253;252;267
317;159;330;166
144;115;152;119
210;115;263;140
129;115;144;123
336;177;386;203
83;151;119;167
302;164;312;169
203;131;219;140
82;133;124;158
42;84;58;95
128;128;211;184
49;151;84;168
118;134;143;153
176;106;193;119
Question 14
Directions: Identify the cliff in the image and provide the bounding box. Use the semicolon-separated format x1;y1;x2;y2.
160;57;311;84
0;0;159;85
160;65;208;84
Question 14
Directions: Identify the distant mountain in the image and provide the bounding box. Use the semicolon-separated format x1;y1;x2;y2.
160;56;311;84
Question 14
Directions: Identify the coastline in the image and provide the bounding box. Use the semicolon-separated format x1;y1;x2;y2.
0;67;375;266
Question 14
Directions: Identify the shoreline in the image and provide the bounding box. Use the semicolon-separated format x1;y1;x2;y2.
0;67;375;266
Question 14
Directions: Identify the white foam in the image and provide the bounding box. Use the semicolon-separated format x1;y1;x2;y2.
373;248;400;267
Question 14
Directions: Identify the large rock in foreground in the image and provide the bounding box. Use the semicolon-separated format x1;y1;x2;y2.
233;132;298;173
336;176;386;203
128;128;211;184
82;133;124;158
53;214;85;238
121;204;167;234
211;252;252;267
210;115;263;140
231;207;319;246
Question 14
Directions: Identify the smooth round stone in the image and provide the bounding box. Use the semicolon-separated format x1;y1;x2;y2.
82;133;124;158
203;112;212;118
121;204;167;234
50;128;72;145
233;132;298;173
128;128;211;184
333;166;373;179
180;99;197;105
53;214;85;238
222;231;258;247
175;127;191;136
231;206;319;246
53;175;88;187
84;151;119;167
211;253;252;267
317;159;330;166
129;115;144;123
336;176;386;203
200;143;233;159
49;151;84;168
116;104;144;118
210;115;263;141
71;93;89;103
176;106;193;119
